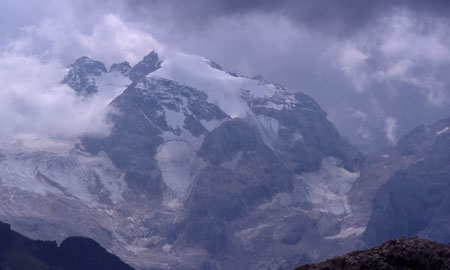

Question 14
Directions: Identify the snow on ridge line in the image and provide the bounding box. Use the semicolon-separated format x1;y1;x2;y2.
146;51;286;151
148;52;280;119
437;126;449;135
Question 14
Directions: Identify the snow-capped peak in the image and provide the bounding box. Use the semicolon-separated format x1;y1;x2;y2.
149;52;282;119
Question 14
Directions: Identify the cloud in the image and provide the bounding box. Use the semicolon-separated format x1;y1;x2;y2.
0;13;161;141
333;11;450;106
9;12;162;66
385;117;398;144
0;52;112;140
75;14;163;66
117;0;450;37
1;0;450;152
335;43;369;93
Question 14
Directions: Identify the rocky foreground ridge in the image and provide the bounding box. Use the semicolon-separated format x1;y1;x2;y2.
0;221;133;270
294;237;450;270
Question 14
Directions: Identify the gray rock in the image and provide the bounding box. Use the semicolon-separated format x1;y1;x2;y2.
128;51;162;82
62;56;107;96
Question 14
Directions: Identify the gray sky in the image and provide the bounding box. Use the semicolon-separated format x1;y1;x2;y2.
1;1;450;151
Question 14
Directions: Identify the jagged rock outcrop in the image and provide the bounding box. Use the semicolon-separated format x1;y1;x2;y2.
294;237;450;270
128;51;162;82
62;56;108;96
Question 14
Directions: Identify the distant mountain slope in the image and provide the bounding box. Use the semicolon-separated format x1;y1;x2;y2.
359;116;450;247
0;221;133;270
78;50;362;268
294;237;450;270
1;49;363;270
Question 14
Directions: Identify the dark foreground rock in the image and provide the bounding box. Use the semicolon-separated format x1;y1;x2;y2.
293;237;450;270
0;221;133;270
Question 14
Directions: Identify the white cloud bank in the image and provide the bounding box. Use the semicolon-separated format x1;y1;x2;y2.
0;13;162;141
0;52;111;140
334;10;450;107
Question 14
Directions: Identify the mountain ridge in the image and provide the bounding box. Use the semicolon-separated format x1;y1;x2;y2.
1;49;448;269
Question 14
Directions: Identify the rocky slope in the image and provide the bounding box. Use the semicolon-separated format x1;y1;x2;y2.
0;50;365;269
0;221;133;270
0;48;450;270
359;116;450;247
57;51;450;269
80;51;363;269
294;237;450;270
7;48;450;270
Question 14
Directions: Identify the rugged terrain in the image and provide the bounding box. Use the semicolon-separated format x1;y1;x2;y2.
294;237;450;270
0;49;449;269
359;116;450;247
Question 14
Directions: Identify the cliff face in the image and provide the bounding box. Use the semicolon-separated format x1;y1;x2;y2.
354;117;450;247
0;221;133;270
294;237;450;270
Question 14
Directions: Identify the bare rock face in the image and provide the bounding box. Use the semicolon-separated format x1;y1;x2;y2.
294;237;450;270
360;117;450;247
62;56;107;96
128;51;162;82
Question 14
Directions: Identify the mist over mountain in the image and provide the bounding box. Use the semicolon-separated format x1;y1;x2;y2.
1;1;450;270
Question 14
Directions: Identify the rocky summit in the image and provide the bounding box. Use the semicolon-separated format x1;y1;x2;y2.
294;237;450;270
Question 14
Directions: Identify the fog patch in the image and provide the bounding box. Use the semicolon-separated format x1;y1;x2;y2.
0;52;115;141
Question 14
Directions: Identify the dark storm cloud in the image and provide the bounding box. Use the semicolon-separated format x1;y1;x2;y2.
109;0;450;151
118;0;450;36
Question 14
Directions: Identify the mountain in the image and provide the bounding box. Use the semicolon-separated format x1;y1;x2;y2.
78;51;363;268
8;48;450;269
0;48;450;270
4;48;450;270
352;116;450;247
0;221;133;270
0;49;366;269
293;237;450;270
62;56;108;96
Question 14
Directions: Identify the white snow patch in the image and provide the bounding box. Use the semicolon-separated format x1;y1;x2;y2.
136;82;145;89
234;223;270;240
200;118;226;131
0;139;126;207
253;114;279;150
164;108;186;129
252;101;284;111
125;244;149;255
156;132;206;209
437;126;450;135
326;226;365;239
150;52;277;119
94;70;131;94
300;157;359;215
162;244;172;252
381;154;390;158
291;131;304;142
